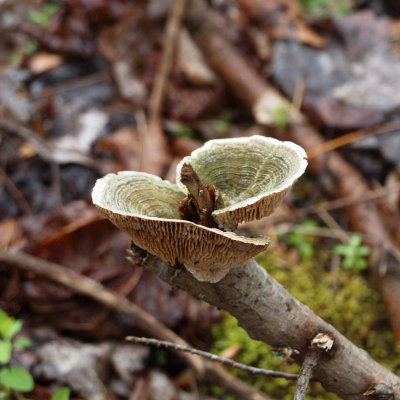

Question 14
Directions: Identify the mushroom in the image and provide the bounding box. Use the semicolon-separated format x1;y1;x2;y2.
92;136;307;282
176;136;307;228
92;171;269;282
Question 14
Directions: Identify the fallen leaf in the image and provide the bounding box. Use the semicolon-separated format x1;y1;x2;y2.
28;52;64;74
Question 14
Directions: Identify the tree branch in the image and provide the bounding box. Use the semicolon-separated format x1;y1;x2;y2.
141;253;400;400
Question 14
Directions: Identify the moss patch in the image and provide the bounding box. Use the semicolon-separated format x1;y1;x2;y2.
211;251;400;399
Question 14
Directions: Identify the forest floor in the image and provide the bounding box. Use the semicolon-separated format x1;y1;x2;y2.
1;0;400;399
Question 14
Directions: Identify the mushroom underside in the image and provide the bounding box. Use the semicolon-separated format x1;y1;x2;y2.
96;205;269;282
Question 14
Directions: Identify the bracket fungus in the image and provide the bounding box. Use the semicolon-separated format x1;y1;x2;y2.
92;136;307;282
177;136;308;228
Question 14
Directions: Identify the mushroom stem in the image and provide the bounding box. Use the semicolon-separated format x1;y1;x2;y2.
179;163;217;227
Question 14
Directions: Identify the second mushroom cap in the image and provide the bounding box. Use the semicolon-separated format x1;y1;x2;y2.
176;136;308;228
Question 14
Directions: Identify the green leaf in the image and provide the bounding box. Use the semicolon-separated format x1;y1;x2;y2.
5;320;23;340
358;246;371;257
349;235;362;246
28;3;59;28
51;387;70;400
0;311;8;325
273;106;289;132
333;244;348;256
0;340;12;364
0;367;34;392
24;39;39;56
13;337;32;348
0;391;8;400
170;124;194;138
0;309;23;340
215;110;231;135
0;318;12;340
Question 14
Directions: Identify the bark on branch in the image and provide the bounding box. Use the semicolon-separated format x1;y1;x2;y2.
142;254;400;400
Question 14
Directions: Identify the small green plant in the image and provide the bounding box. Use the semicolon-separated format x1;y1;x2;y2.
272;105;289;133
0;310;70;400
215;110;231;136
333;234;370;272
299;0;352;17
170;123;195;139
9;39;39;66
51;387;70;400
283;220;319;260
0;310;33;398
28;3;59;28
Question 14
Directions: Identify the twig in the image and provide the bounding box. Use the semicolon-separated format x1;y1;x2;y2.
317;209;349;243
179;163;216;227
0;117;93;166
0;117;54;161
293;333;334;400
308;121;400;159
134;109;148;173
259;181;400;228
310;182;400;215
294;352;320;400
0;250;274;400
292;79;305;113
148;0;187;124
274;224;357;241
28;71;108;102
0;167;31;215
126;336;299;381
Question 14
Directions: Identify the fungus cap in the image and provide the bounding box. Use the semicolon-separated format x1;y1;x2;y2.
92;171;269;282
176;135;308;228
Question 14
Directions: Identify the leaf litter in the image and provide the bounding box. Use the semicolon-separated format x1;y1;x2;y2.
0;0;400;398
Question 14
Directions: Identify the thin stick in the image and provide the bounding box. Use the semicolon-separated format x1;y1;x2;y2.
0;117;54;161
0;117;93;166
307;121;400;159
261;181;400;227
274;224;358;240
293;333;333;400
0;167;31;215
126;336;299;381
310;182;400;214
28;71;108;101
148;0;187;124
317;209;349;243
293;351;321;400
292;78;305;112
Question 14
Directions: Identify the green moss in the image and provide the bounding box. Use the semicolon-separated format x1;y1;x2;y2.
211;251;400;399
